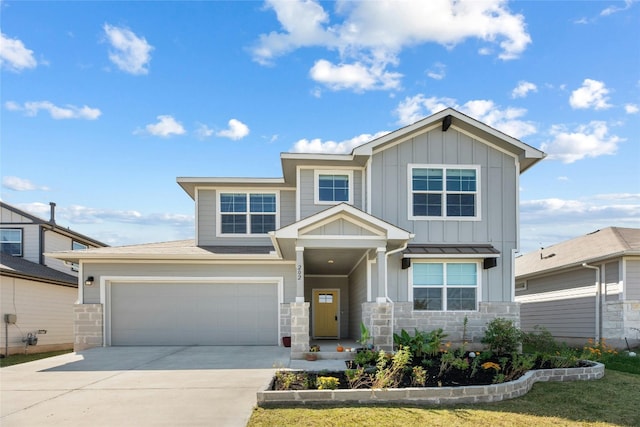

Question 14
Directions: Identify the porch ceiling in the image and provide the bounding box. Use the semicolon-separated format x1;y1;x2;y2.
303;248;368;275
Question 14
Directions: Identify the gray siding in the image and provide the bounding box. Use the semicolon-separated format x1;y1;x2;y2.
197;188;287;246
604;261;621;302
348;258;368;339
370;127;518;303
299;168;363;220
82;262;296;303
43;231;76;276
304;276;349;338
520;297;596;338
280;190;296;227
626;259;640;300
517;268;594;296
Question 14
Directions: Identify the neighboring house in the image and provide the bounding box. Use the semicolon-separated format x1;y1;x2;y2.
515;227;640;349
1;202;107;355
50;108;545;357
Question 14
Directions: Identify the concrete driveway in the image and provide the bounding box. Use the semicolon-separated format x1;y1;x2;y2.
1;346;290;427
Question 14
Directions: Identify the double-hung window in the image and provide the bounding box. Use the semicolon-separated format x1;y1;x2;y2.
219;192;277;235
0;229;23;256
412;262;479;311
409;165;479;219
71;241;88;271
315;170;352;204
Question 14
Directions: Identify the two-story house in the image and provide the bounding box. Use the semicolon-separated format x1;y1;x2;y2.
1;201;107;355
51;108;545;357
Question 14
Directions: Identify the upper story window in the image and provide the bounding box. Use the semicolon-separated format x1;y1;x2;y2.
411;261;479;311
0;228;23;256
71;241;88;271
218;192;278;235
408;165;479;220
315;170;353;204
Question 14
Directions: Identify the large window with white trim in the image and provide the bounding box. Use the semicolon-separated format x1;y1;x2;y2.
412;262;479;311
219;192;277;235
0;229;23;256
409;165;479;219
314;170;353;204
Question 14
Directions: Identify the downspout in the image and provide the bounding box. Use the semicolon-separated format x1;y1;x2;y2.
582;263;601;343
383;241;410;343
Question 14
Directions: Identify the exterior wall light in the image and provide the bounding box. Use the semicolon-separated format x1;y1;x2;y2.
85;276;95;286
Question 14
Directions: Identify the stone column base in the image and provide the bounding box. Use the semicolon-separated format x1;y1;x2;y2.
74;304;103;352
290;302;310;359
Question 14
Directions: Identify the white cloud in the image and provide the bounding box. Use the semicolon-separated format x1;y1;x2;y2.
290;131;389;154
103;24;153;75
216;119;250;140
0;32;37;72
138;115;186;137
511;81;537;98
426;62;446;80
195;123;215;139
540;121;623;163
569;79;612;110
519;192;640;253
17;202;193;227
309;59;401;92
394;95;537;139
252;0;530;92
625;103;639;114
5;100;101;120
2;176;49;191
601;0;636;16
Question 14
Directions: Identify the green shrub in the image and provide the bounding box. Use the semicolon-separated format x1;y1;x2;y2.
393;328;447;360
481;318;522;354
317;376;339;390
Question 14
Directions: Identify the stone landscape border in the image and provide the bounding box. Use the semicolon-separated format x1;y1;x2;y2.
257;362;605;406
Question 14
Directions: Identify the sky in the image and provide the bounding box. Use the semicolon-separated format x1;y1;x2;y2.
1;0;639;254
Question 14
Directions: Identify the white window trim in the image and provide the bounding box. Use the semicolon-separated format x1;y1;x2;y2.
407;164;481;221
71;240;88;272
216;190;280;237
0;228;23;257
314;170;354;205
408;259;482;312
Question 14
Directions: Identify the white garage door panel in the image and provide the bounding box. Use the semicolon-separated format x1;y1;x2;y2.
111;282;278;346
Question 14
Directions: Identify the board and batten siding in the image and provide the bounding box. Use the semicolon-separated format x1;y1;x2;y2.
626;258;640;300
81;262;297;303
1;276;75;354
370;127;518;303
197;188;292;246
348;257;368;339
298;168;363;220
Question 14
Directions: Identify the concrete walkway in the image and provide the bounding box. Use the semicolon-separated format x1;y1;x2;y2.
0;346;291;427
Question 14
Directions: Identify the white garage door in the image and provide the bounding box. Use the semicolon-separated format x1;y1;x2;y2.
110;282;278;346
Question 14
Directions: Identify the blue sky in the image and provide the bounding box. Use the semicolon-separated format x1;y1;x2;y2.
1;0;638;254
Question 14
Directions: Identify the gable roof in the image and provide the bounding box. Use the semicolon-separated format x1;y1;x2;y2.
1;201;107;248
1;253;77;287
353;108;545;173
516;227;640;278
47;239;279;262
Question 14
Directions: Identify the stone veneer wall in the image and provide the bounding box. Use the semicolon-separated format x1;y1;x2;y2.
73;304;103;351
290;302;310;359
280;303;291;343
385;302;520;350
603;300;640;348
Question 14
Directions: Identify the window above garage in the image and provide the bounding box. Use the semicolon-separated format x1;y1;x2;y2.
217;191;279;236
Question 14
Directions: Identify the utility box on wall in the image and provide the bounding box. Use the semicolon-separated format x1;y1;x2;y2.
4;314;17;324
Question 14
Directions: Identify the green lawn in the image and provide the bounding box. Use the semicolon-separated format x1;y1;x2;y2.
0;350;72;368
249;369;640;427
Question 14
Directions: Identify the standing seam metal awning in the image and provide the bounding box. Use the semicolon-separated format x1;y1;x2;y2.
402;244;500;257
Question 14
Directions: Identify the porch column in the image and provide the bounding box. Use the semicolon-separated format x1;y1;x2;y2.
376;247;387;302
295;246;305;302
